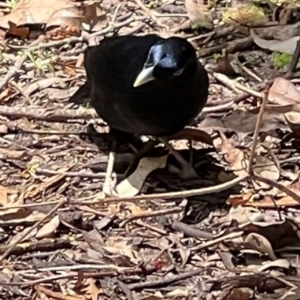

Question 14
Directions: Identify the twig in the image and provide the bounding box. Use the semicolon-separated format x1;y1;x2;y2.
133;0;166;28
0;106;98;122
0;267;156;287
36;168;119;179
248;84;271;174
171;221;214;239
0;199;66;263
253;175;300;204
0;35;45;90
128;268;203;290
75;174;247;204
0;175;248;211
120;206;183;225
284;35;300;79
117;280;134;300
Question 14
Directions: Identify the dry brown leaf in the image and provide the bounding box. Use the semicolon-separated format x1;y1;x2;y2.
251;29;300;55
223;5;268;25
253;155;280;182
0;0;75;29
10;227;38;244
269;77;300;106
216;132;248;176
6;21;29;38
81;278;100;300
185;0;213;30
0;0;107;34
115;155;168;197
25;166;70;199
22;78;64;97
227;193;253;207
0;148;25;159
0;86;18;103
125;203;149;216
245;232;277;260
227;289;252;300
81;2;107;32
36;215;60;239
0;185;8;208
285;112;300;137
0;187;24;216
104;238;139;264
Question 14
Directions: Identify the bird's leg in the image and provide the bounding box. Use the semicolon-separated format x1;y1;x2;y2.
159;138;198;179
103;138;118;197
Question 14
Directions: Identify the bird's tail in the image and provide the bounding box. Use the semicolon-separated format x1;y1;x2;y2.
69;82;91;105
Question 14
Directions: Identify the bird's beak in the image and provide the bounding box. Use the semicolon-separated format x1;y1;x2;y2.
133;66;155;88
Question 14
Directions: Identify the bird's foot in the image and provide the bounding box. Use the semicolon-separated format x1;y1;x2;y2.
103;175;118;197
103;151;118;197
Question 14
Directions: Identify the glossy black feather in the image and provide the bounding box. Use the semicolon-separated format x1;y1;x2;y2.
70;35;209;137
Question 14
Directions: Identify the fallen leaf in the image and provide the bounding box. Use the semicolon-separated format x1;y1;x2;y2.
185;0;213;30
253;155;280;182
216;132;248;176
227;288;252;300
251;28;300;55
245;232;277;260
22;77;65;97
223;4;268;25
104;238;139;264
269;77;300;106
0;0;75;29
258;259;290;272
255;22;300;41
81;278;100;300
0;0;107;34
6;21;29;38
0;187;24;216
116;155;168;197
36;215;60;239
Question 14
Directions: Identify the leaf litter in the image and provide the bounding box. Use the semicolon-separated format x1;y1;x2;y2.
0;0;300;299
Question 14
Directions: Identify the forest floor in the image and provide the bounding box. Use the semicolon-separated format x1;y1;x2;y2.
0;0;300;299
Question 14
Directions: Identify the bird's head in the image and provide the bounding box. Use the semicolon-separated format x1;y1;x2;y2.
133;37;197;88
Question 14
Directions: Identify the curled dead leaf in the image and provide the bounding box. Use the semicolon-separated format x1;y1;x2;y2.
115;155;168;197
36;215;60;239
245;232;277;260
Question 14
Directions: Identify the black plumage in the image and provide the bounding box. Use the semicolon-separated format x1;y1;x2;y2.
70;34;209;195
70;34;209;137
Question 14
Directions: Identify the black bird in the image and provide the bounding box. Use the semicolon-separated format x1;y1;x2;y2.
70;34;209;195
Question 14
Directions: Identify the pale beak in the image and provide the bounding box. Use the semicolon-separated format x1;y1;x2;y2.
133;66;155;88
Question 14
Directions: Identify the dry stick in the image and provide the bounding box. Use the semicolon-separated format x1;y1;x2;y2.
0;267;157;287
248;84;271;174
0;106;98;122
76;174;248;204
0;175;248;211
128;268;203;290
253;175;300;204
246;83;300;204
0;35;45;90
284;35;300;79
133;0;165;28
0;199;66;263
